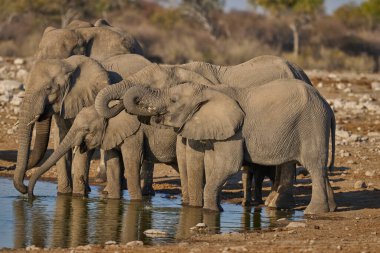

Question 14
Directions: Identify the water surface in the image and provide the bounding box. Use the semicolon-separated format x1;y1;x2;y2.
0;177;303;249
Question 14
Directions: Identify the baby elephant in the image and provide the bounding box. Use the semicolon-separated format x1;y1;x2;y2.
123;79;337;214
27;106;178;199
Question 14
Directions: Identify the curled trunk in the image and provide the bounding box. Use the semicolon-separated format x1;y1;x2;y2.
28;129;80;197
122;86;166;116
95;81;131;118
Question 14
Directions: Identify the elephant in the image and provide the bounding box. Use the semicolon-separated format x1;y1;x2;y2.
121;79;337;214
13;19;145;196
14;53;151;196
27;105;178;200
95;55;312;208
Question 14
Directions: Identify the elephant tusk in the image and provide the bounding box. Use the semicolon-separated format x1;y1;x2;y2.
73;146;79;156
27;115;40;126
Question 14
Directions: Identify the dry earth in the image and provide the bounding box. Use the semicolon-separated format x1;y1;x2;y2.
0;59;380;252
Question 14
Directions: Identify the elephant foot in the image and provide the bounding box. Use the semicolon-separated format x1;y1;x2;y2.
95;168;107;183
72;192;88;198
141;185;155;196
102;190;121;199
266;186;295;209
203;204;223;212
242;199;253;207
57;186;72;196
304;202;330;215
328;199;337;212
252;199;264;206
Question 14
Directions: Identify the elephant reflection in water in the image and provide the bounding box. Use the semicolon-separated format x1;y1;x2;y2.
95;199;124;243
176;206;220;240
13;199;49;248
120;201;151;243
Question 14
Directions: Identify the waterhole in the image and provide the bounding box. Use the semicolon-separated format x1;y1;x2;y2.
0;177;303;249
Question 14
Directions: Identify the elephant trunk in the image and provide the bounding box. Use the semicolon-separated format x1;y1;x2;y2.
95;81;132;118
28;128;82;197
13;93;46;194
27;117;52;170
123;86;166;116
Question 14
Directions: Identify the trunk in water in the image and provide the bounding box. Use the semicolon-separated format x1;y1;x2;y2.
13;93;46;194
27;117;52;169
95;81;131;118
28;129;79;197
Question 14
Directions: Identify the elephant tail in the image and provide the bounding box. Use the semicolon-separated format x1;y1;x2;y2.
328;113;336;172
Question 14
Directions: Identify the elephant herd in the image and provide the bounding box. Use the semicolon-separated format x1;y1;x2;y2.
13;20;336;215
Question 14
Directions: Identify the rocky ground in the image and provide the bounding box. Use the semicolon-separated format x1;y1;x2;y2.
0;58;380;252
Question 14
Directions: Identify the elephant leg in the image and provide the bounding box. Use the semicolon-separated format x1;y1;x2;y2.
304;164;330;214
140;161;155;196
120;133;143;201
186;139;205;207
241;166;253;206
265;162;295;209
252;165;266;205
177;136;189;205
95;149;107;183
54;118;72;195
103;149;122;199
325;171;337;212
203;138;243;212
72;149;94;197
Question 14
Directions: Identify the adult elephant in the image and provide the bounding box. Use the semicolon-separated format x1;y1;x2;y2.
122;80;337;214
95;55;312;208
14;54;151;195
14;19;144;195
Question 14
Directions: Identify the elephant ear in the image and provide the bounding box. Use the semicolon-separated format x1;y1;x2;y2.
101;111;141;150
179;90;244;141
61;56;110;119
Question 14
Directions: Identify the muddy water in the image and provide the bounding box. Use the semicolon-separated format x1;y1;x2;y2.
0;177;303;249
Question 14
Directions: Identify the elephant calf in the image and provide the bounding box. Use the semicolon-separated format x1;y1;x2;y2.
123;79;337;214
28;106;178;199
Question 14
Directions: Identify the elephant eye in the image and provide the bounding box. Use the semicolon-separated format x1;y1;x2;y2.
170;96;178;103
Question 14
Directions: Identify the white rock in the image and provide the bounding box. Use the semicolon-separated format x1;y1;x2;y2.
286;222;306;228
336;130;350;139
26;245;40;251
0;80;23;93
76;244;92;250
222;246;248;252
317;82;323;88
143;229;168;237
365;170;375;177
371;81;380;91
16;69;28;82
354;180;366;189
104;240;117;245
14;58;25;65
336;83;346;90
125;240;143;247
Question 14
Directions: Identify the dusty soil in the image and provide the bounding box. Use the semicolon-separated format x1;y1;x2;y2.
1;71;380;252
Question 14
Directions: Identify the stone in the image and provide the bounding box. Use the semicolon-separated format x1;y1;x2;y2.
125;240;143;247
317;82;323;88
26;245;40;251
286;222;306;228
16;69;28;82
277;218;287;222
76;244;92;250
222;246;248;252
0;80;23;94
354;180;366;189
104;240;117;245
365;170;375;177
14;58;25;65
336;130;350;139
143;229;168;237
371;81;380;91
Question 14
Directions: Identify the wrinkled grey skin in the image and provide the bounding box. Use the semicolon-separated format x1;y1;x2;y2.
123;80;337;214
27;106;177;200
95;55;311;207
14;54;150;196
14;18;145;195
